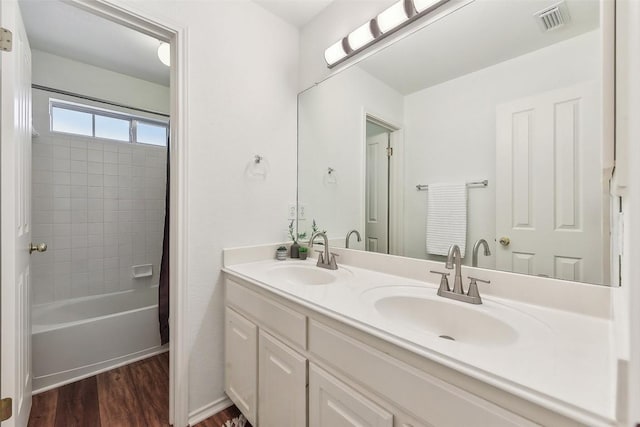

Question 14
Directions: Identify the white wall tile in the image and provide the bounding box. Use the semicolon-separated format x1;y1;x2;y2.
32;92;167;304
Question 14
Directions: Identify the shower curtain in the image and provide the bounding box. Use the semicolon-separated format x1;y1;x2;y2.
159;146;170;345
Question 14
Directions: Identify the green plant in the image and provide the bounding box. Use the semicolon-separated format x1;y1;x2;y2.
311;219;326;234
277;245;287;251
299;246;308;253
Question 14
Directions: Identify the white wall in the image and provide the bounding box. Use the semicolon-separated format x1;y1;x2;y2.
31;88;168;304
402;31;601;265
31;49;170;114
105;0;300;418
298;66;403;244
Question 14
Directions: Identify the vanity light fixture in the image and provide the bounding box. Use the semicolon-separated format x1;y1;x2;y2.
157;42;170;67
323;0;450;67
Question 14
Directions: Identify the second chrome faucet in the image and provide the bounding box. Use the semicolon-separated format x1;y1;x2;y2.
431;244;490;304
310;231;339;270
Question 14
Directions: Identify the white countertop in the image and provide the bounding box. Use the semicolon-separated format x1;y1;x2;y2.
223;253;617;426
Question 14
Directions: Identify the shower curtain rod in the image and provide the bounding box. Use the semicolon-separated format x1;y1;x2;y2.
32;84;170;118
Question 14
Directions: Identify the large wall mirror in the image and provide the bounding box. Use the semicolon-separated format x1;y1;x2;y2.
297;0;616;286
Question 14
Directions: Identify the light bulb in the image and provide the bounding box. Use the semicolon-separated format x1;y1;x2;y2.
347;21;375;51
157;42;170;67
376;0;410;33
413;0;441;13
324;38;348;66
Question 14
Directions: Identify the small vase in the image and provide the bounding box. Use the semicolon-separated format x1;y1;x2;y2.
290;242;300;258
299;251;308;260
276;249;287;260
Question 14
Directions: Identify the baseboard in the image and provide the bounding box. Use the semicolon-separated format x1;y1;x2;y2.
188;395;233;426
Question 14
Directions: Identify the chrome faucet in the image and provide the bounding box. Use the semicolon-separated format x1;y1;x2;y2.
345;229;361;248
445;244;464;294
310;231;338;270
430;244;490;304
472;239;491;267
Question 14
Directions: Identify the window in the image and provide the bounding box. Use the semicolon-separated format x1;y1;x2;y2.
50;99;168;146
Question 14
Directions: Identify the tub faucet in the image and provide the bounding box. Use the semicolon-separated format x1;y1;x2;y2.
345;229;361;248
430;244;490;304
310;231;338;270
472;239;491;267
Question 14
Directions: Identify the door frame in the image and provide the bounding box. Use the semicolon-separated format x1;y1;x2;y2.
65;1;190;425
361;111;404;256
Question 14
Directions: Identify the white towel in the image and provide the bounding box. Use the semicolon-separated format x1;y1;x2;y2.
426;183;467;257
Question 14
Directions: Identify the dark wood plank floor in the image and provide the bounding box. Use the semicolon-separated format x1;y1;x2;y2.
28;352;250;427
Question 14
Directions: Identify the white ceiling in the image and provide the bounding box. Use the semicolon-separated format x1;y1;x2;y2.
358;0;600;95
18;0;170;86
254;0;335;28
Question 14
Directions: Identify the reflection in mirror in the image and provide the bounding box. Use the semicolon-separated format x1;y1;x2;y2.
297;0;614;286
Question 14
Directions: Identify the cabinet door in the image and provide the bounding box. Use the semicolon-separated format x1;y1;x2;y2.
225;307;258;426
258;330;307;427
309;363;393;427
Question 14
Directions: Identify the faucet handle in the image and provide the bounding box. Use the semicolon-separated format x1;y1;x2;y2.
467;276;490;299
315;250;325;263
329;253;339;268
430;270;450;294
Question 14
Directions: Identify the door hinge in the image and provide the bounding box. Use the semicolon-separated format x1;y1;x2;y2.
386;147;393;157
0;28;12;52
0;397;12;421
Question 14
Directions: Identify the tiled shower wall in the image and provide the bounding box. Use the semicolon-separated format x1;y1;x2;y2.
31;90;168;305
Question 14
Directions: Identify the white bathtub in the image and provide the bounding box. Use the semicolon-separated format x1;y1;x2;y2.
32;287;166;393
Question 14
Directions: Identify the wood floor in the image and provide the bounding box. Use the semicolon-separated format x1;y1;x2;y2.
28;353;248;427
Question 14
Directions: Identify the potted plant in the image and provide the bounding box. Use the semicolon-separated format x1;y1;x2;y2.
299;246;309;260
276;245;287;260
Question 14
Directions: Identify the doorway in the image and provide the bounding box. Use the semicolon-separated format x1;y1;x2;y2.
1;0;187;425
364;115;401;255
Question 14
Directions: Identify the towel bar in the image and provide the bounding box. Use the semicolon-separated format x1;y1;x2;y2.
416;180;488;191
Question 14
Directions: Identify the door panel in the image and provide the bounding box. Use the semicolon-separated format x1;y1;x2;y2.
495;83;604;283
365;132;389;254
309;363;392;427
224;307;257;425
258;330;306;427
1;1;33;425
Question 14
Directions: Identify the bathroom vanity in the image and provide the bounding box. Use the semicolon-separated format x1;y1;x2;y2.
223;244;617;427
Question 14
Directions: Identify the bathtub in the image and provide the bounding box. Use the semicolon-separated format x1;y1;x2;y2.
32;287;166;393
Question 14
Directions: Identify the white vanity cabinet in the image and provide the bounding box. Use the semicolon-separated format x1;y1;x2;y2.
225;277;543;427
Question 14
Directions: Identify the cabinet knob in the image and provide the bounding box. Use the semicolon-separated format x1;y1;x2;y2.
498;237;510;246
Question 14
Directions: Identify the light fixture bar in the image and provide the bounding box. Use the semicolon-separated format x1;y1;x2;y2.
324;0;450;68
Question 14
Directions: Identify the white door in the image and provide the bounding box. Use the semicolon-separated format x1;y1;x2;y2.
309;363;393;427
258;330;306;427
495;83;605;283
365;130;389;254
224;307;257;426
1;1;33;425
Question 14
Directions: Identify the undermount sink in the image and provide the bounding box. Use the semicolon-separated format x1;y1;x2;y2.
361;286;528;347
267;263;338;286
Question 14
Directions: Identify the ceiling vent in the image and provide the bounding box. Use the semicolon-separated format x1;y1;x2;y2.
534;2;571;32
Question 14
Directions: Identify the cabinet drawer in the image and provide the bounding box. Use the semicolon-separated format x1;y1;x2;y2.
309;363;393;427
309;320;536;427
227;279;307;349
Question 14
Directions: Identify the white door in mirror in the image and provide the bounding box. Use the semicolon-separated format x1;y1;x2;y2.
496;83;603;283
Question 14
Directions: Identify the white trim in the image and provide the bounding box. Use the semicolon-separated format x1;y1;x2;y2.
188;396;234;426
66;2;190;426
